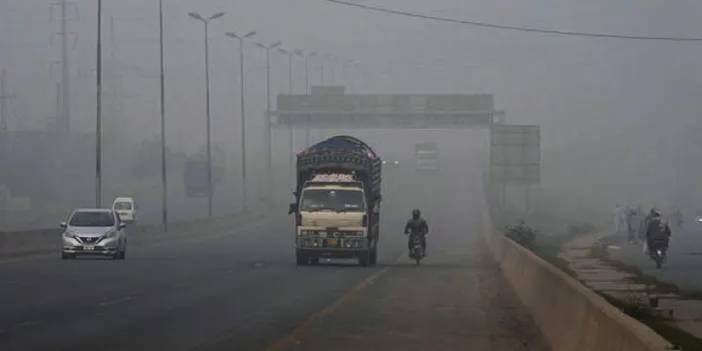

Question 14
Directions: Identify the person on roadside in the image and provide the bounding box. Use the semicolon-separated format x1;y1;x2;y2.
624;206;636;244
614;204;626;235
646;210;671;255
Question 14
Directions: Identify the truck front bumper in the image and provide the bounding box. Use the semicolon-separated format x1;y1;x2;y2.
297;247;368;259
297;236;367;250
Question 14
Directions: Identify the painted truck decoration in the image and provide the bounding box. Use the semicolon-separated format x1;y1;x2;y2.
289;136;382;266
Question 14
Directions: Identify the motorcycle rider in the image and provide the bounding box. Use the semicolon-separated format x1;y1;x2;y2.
404;209;429;256
646;210;671;257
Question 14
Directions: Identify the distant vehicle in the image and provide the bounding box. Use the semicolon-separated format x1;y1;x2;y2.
61;209;127;260
415;142;439;172
185;159;210;197
112;197;137;223
290;136;382;267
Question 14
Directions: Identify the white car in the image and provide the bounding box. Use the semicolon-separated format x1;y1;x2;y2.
112;197;137;223
61;209;127;260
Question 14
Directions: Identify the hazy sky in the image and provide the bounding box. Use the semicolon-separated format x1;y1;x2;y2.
2;0;702;214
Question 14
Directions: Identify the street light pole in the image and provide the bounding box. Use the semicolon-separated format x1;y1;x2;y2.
280;48;297;178
95;0;103;208
159;0;168;230
255;41;281;206
225;31;255;213
304;52;317;147
188;11;225;218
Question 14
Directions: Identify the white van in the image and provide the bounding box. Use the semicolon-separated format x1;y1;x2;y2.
112;197;137;223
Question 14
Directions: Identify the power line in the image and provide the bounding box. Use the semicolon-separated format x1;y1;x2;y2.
324;0;702;42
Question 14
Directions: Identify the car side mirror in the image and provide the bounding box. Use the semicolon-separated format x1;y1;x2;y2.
288;203;298;215
119;222;127;229
60;222;67;229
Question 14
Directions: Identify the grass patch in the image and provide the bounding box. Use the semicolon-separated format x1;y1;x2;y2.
601;293;702;350
530;222;597;278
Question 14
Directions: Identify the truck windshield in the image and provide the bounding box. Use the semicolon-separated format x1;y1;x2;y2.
300;189;365;212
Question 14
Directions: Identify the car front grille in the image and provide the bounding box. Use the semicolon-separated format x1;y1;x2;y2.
79;237;100;244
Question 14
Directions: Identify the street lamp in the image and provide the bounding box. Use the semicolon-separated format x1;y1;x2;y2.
255;40;281;205
95;0;103;208
278;47;299;178
188;10;225;217
225;30;256;212
298;50;316;147
158;0;168;230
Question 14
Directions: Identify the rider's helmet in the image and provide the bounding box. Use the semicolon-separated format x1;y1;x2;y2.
412;209;421;220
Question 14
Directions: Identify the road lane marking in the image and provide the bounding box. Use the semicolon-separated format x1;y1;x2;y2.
97;296;134;307
265;257;401;351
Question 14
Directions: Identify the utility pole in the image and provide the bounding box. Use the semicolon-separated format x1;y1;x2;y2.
59;0;71;134
95;0;103;208
0;69;9;133
159;0;168;230
51;0;77;134
0;69;10;229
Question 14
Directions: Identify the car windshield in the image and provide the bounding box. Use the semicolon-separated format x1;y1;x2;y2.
114;202;132;210
69;211;115;227
300;189;365;212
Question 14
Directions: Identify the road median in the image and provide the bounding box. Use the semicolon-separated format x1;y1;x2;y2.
482;209;673;351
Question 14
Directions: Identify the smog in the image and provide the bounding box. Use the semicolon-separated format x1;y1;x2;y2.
0;1;700;350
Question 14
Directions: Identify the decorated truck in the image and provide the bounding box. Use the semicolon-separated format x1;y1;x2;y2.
289;136;382;266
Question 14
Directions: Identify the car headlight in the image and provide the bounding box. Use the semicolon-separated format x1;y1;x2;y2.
103;231;117;239
62;231;76;239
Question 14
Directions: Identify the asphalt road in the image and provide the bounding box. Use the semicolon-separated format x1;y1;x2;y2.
0;165;545;351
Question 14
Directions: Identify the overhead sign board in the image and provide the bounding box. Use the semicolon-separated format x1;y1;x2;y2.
273;94;496;129
490;125;540;184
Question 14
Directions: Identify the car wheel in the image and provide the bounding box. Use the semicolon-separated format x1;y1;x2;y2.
61;252;72;260
120;247;126;260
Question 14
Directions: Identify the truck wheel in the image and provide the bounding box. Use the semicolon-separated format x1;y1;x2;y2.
310;256;320;265
369;248;377;265
358;251;370;267
296;251;307;266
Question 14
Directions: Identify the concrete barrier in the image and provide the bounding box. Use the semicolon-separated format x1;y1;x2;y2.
482;210;673;351
0;212;269;258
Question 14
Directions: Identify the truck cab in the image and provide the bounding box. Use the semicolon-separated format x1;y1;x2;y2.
296;176;370;258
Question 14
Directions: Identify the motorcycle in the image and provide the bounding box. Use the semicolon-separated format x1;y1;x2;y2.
409;233;425;265
649;239;668;269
